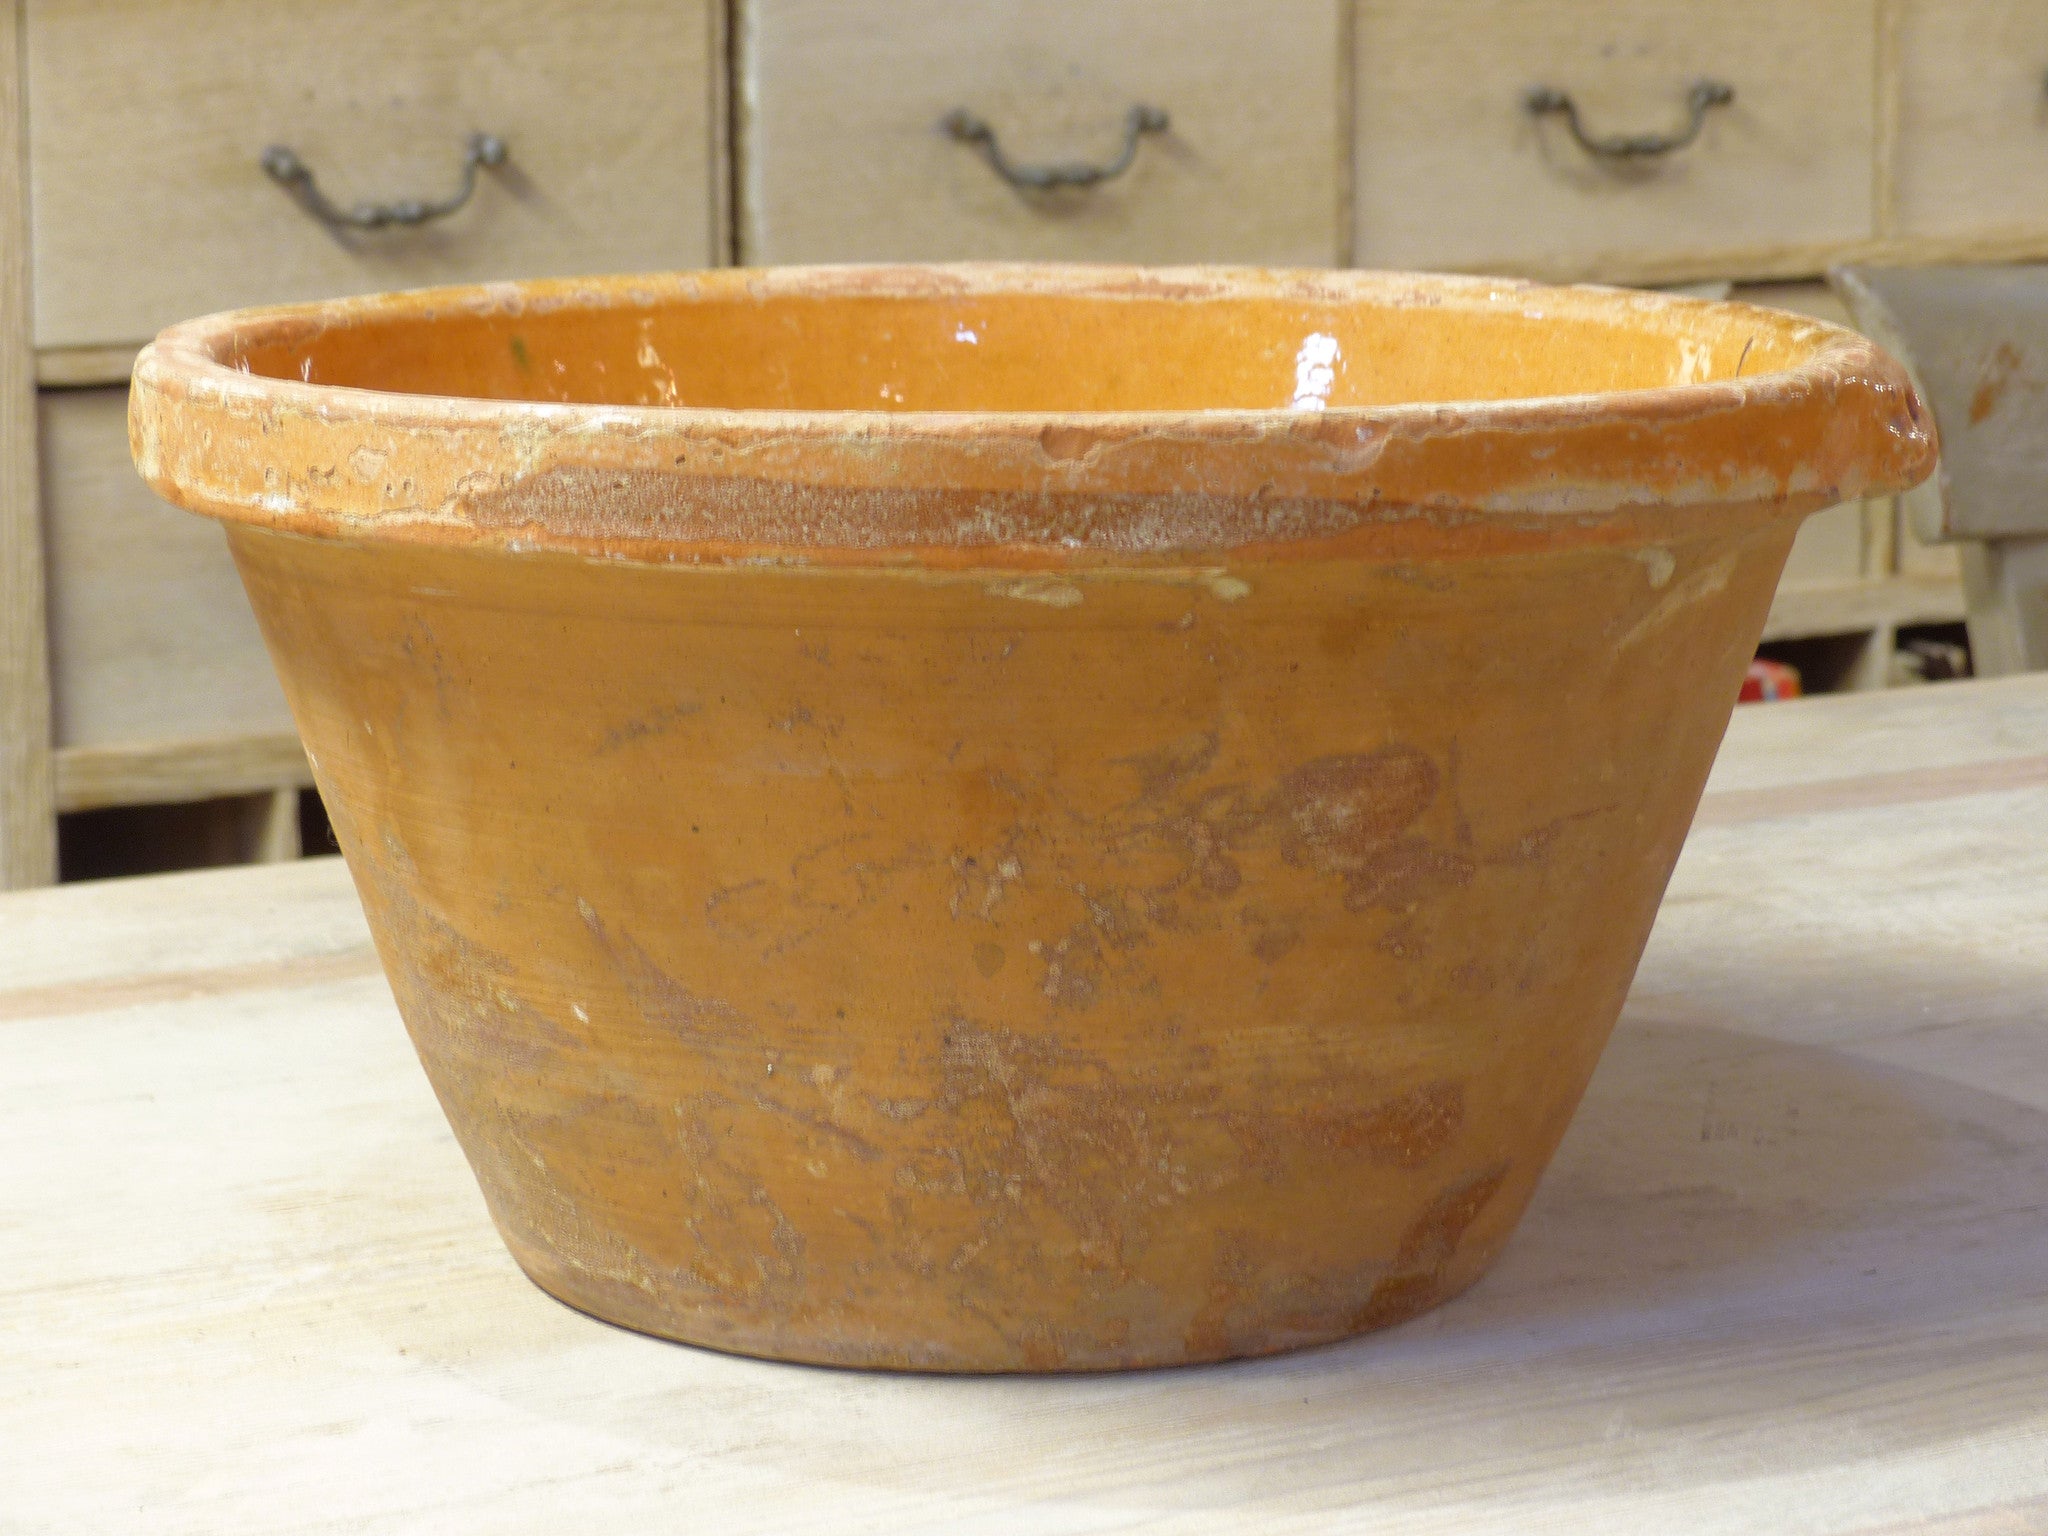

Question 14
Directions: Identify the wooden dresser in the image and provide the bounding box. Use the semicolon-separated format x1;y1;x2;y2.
6;0;2036;887
2;0;728;885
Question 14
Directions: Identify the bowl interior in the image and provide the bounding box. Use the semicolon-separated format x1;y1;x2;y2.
227;274;1817;415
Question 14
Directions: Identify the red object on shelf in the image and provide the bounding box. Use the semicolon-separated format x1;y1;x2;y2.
1739;657;1803;703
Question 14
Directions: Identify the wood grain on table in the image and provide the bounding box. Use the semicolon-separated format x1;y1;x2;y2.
5;676;2048;1534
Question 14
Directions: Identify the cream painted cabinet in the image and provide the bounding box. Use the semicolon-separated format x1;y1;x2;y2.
736;0;1346;266
27;0;726;349
1;1;2024;885
1352;0;1878;285
1;0;725;885
40;390;291;753
1893;0;2048;247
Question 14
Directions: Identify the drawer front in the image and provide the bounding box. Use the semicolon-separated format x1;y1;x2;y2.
1780;500;1875;587
1353;0;1877;280
737;0;1343;265
1895;1;2048;241
27;0;722;349
41;389;292;750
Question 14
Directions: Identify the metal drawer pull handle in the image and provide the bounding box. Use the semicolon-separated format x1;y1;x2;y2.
940;103;1168;189
259;132;508;229
1524;80;1733;159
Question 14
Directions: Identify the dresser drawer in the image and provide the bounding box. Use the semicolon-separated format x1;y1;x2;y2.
736;0;1343;265
1895;0;2048;242
1353;0;1877;281
41;388;291;750
26;0;723;349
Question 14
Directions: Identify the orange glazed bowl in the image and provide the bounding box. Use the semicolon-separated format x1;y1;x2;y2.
130;265;1935;1371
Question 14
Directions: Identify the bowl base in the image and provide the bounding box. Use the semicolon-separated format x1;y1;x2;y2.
497;1227;1510;1374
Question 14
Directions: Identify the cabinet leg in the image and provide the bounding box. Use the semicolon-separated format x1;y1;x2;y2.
251;788;302;864
1846;624;1896;691
1962;538;2048;679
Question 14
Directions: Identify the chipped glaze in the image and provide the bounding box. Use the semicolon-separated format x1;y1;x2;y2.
130;264;1935;1371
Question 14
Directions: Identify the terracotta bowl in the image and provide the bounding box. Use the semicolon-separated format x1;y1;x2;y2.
131;265;1935;1371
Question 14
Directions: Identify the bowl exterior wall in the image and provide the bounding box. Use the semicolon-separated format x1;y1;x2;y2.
229;519;1791;1370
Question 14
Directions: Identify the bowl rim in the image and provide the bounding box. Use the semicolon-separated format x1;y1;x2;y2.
130;262;1938;568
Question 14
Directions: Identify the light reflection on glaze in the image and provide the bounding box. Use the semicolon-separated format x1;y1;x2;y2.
635;317;681;405
1291;333;1341;411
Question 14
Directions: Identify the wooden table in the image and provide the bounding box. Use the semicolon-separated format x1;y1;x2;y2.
7;676;2048;1534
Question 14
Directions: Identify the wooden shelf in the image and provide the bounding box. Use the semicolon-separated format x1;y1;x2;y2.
54;732;312;814
1442;229;2048;292
34;343;138;389
1762;574;1967;644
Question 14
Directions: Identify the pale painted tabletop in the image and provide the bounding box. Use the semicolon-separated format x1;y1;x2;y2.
6;677;2048;1536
